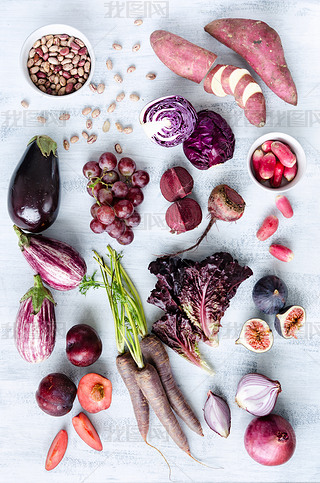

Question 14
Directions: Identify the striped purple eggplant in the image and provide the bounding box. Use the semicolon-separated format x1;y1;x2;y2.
14;225;87;291
15;275;56;363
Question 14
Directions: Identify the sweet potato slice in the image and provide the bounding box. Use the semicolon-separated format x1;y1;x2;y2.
150;30;217;83
204;18;297;105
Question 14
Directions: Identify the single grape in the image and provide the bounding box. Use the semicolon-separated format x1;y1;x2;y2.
97;188;113;205
112;181;129;199
118;157;136;177
90;218;106;234
125;211;141;227
102;170;120;185
127;187;144;206
114;199;134;219
117;226;134;245
97;205;116;225
87;180;103;198
105;218;126;238
99;152;117;171
83;161;101;179
90;203;100;218
131;170;150;188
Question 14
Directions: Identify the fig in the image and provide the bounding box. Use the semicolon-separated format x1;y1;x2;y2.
236;318;273;353
274;305;306;339
252;275;288;315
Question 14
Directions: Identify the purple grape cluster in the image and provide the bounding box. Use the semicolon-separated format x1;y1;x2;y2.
83;152;150;245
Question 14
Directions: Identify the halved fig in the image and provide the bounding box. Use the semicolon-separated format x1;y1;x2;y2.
236;318;273;353
275;305;306;339
45;429;68;471
72;412;102;451
77;373;112;413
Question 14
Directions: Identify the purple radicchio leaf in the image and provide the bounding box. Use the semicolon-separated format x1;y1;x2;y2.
179;252;253;345
152;311;214;374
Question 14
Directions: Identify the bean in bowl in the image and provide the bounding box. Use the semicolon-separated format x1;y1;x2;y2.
27;33;91;96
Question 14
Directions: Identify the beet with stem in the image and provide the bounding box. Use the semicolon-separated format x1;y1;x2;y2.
171;184;245;255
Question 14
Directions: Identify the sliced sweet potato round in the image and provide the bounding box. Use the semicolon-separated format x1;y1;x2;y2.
45;429;68;471
77;373;112;413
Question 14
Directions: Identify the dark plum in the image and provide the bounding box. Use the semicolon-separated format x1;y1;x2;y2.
102;170;119;184
99;152;117;171
83;161;101;179
118;157;136;177
127;187;144;206
66;324;102;367
125;211;141;227
131;170;150;188
36;373;77;416
252;275;288;315
117;226;134;245
114;200;134;219
112;181;129;199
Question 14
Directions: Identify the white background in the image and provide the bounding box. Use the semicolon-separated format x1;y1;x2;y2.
1;0;320;482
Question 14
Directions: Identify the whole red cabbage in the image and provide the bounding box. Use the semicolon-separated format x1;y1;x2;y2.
183;110;235;170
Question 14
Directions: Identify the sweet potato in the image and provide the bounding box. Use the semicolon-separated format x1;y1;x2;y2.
204;18;297;105
204;64;266;127
150;30;217;84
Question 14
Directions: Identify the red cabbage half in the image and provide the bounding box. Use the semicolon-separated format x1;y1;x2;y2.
140;95;198;147
183;110;235;170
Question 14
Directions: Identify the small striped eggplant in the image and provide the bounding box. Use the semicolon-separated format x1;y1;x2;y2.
13;225;87;291
15;275;56;363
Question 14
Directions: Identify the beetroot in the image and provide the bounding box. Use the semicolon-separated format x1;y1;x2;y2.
168;184;245;255
165;198;202;234
160;166;194;202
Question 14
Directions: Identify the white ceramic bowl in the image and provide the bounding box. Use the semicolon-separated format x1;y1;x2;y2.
20;24;95;98
247;132;307;192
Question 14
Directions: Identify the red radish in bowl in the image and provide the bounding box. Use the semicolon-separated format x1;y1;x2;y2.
244;414;296;466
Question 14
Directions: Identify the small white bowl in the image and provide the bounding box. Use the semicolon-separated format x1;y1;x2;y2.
247;132;307;192
20;24;95;98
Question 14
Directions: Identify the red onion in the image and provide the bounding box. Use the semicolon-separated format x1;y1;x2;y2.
236;373;281;417
203;391;231;438
244;414;296;466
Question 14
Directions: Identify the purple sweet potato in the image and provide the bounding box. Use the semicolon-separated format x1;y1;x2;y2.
150;30;217;84
204;18;297;105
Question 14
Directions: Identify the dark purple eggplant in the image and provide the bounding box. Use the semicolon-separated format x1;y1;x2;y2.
7;135;60;233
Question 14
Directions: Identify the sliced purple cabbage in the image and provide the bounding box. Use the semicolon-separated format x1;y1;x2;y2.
148;252;252;371
183;110;235;170
140;95;198;147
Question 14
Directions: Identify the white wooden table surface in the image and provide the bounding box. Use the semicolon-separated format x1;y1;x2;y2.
1;0;320;482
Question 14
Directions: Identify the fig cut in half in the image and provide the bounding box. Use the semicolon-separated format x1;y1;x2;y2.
236;318;273;353
275;305;306;339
